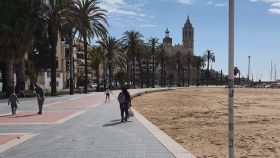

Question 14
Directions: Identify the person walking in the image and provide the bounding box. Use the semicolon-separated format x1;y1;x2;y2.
34;83;45;115
104;88;113;102
8;90;19;115
121;87;131;122
117;91;126;122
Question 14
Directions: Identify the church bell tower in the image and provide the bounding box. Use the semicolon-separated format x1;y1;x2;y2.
182;16;194;54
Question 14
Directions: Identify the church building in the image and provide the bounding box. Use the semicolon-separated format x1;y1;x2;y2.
163;16;194;56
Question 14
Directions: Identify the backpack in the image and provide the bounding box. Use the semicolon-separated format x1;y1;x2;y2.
118;92;125;103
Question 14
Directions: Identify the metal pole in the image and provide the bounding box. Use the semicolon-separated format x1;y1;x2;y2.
248;56;251;82
228;0;235;158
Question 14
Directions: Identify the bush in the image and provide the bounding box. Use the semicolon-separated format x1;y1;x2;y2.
0;92;6;98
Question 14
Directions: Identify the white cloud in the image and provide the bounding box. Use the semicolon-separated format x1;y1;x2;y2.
249;0;280;14
178;0;193;5
214;3;228;7
271;2;280;7
100;0;146;17
269;8;280;14
104;0;125;4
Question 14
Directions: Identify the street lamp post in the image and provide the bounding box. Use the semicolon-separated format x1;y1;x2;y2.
228;0;235;158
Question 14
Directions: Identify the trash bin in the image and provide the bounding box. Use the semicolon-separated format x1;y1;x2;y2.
79;87;83;94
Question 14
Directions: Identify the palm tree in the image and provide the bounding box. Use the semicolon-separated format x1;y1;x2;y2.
148;37;159;88
136;42;149;88
73;0;108;93
0;0;43;95
89;46;105;91
44;0;73;95
203;50;215;86
193;56;206;86
122;30;143;88
60;9;79;95
174;51;183;86
185;52;194;86
98;36;124;89
234;66;240;85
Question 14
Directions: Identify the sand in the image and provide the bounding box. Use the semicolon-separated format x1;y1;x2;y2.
132;87;280;158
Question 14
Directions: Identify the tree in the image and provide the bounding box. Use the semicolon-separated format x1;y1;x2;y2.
45;0;73;96
193;56;206;86
148;37;159;88
72;0;108;93
0;0;43;96
203;50;215;86
157;46;167;87
98;36;124;89
89;46;105;91
234;66;240;85
60;11;78;95
185;52;193;86
115;71;128;88
122;30;143;88
174;51;183;86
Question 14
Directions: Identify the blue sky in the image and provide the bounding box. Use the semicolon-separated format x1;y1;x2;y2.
99;0;280;81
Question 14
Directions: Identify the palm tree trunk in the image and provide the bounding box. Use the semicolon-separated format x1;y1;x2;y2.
152;52;155;88
207;58;209;86
163;65;166;87
126;58;130;88
83;37;88;93
177;65;180;86
69;33;74;95
49;21;58;96
220;70;223;86
239;72;241;85
133;57;136;89
196;69;199;87
15;58;26;93
140;62;143;88
103;61;106;90
188;65;190;86
146;61;149;88
108;56;112;89
6;60;14;96
0;63;7;92
96;65;100;91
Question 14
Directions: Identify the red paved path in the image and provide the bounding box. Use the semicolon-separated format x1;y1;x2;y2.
0;135;23;146
0;112;75;124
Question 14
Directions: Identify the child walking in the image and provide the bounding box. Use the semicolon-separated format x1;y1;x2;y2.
104;88;113;102
8;90;19;115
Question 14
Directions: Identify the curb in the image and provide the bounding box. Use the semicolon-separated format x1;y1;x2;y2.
131;88;196;158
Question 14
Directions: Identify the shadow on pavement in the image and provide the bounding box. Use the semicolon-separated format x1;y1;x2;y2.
0;113;38;118
103;121;122;127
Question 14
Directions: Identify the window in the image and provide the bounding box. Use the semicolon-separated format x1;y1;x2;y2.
65;48;70;58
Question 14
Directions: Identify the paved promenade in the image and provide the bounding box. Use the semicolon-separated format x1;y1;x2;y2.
0;88;195;158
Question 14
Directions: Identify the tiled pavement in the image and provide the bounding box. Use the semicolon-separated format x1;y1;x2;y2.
0;88;195;158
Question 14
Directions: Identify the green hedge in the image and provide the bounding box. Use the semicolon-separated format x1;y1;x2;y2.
0;92;6;98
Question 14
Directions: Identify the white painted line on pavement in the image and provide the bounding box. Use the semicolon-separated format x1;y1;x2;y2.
54;110;86;124
0;133;39;153
44;101;62;107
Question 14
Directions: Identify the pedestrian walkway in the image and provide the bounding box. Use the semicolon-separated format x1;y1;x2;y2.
0;88;195;158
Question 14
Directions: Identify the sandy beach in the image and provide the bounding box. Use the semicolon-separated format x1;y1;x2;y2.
132;88;280;158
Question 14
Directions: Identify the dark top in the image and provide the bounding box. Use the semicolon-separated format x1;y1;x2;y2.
35;86;44;97
8;93;19;106
122;90;131;101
